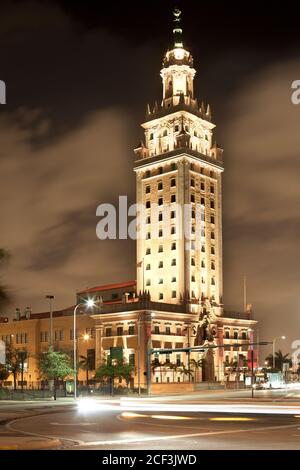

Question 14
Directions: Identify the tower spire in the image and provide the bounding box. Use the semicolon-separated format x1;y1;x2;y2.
173;7;183;48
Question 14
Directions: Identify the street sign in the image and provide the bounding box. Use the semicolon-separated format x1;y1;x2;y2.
0;340;5;364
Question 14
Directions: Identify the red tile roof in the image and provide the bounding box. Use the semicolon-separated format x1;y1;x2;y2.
77;280;136;295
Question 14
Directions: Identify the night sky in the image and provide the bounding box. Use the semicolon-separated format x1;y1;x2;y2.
1;0;300;357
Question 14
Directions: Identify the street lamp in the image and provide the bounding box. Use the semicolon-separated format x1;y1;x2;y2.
272;336;286;369
73;298;95;400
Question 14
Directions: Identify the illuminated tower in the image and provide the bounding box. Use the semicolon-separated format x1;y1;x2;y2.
134;10;224;313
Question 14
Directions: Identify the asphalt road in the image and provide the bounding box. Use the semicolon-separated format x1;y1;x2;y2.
1;389;300;450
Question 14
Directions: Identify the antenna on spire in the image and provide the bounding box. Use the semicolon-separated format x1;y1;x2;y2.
173;7;183;48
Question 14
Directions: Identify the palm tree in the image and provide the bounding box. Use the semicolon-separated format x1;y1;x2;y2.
179;365;194;382
189;358;205;382
265;350;292;371
78;355;91;386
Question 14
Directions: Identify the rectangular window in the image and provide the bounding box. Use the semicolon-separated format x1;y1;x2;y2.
158;261;163;268
190;178;195;187
165;326;171;335
146;200;151;209
171;276;176;282
171;242;176;250
176;328;181;336
158;197;163;206
171;259;176;266
154;325;160;334
128;325;135;335
145;185;150;193
172;290;176;298
117;327;123;336
158;278;163;284
105;328;112;337
176;354;181;365
146;263;151;270
158;212;163;222
171;178;176;187
159;293;164;300
158;245;163;253
171;194;176;203
129;353;135;366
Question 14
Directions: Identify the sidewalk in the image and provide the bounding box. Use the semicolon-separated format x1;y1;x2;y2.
0;436;60;450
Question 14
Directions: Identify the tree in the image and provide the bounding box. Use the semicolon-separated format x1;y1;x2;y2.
265;350;292;371
179;365;194;382
189;358;205;382
39;348;73;400
78;354;92;386
0;365;9;387
95;359;134;395
5;344;24;390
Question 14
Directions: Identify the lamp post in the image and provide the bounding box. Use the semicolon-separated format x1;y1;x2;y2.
73;299;95;400
272;336;286;369
45;295;54;347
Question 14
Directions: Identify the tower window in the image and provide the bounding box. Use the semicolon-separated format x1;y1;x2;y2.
211;216;215;224
170;162;177;171
163;129;168;137
211;232;215;239
158;167;163;174
171;242;176;250
158;181;163;190
172;276;176;282
145;170;151;178
150;133;154;140
158;261;163;268
201;182;205;191
225;330;230;339
191;210;195;219
201;261;205;268
145;185;150;193
171;178;176;187
146;264;151;270
158;278;163;284
159;293;164;300
191;194;195;203
210;200;215;209
158;229;163;237
146;216;151;224
154;325;160;334
190;178;195;187
146;232;151;240
171;194;176;203
211;278;215;286
158;197;163;206
171;226;176;235
171;259;176;266
172;291;177;298
201;245;205;253
190;163;194;171
158;245;163;253
191;258;195;266
201;197;205;205
191;275;195;282
146;247;151;255
158;212;163;222
146;200;151;209
171;210;176;219
175;124;179;132
210;185;215;193
211;262;215;270
146;279;151;286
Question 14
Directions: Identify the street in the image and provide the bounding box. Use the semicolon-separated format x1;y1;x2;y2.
1;388;300;450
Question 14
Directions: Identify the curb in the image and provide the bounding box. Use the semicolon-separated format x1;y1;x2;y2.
0;438;61;450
